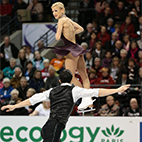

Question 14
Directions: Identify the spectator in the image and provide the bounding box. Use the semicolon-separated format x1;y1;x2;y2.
98;96;119;116
137;50;142;68
41;59;50;81
0;70;4;89
81;42;88;51
25;46;34;60
88;31;97;50
85;52;93;70
14;98;29;115
29;70;44;92
0;36;19;69
124;98;142;116
25;88;36;113
78;0;94;28
92;19;99;33
23;61;36;82
16;49;28;71
95;0;105;13
0;0;12;27
127;58;138;81
97;26;110;46
80;23;93;43
137;30;142;49
114;1;127;23
98;7;112;26
29;101;50;116
50;54;65;71
110;57;120;81
116;68;133;85
88;69;97;88
10;67;23;88
114;24;121;38
134;67;142;87
112;40;122;58
128;41;139;60
8;89;20;105
0;78;13;101
92;41;105;59
13;0;27;12
104;32;118;51
102;51;112;68
133;0;141;16
96;67;115;88
17;77;29;100
119;49;128;68
92;57;103;78
45;65;60;90
35;40;45;52
123;34;130;52
32;51;45;70
120;16;136;39
3;58;16;79
106;18;115;34
0;0;12;16
137;16;142;32
27;0;43;21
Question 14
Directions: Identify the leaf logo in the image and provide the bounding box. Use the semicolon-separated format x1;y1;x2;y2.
102;125;124;137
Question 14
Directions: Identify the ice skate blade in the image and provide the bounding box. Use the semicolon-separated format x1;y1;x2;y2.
77;108;96;113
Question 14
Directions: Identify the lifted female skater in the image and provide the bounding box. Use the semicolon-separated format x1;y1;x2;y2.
1;69;130;142
49;2;93;109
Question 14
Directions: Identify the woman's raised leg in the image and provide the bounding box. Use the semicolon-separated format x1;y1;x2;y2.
65;52;82;87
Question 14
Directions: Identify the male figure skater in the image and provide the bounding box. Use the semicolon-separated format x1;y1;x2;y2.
1;69;130;142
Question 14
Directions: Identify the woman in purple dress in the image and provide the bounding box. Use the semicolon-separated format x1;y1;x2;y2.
50;2;94;109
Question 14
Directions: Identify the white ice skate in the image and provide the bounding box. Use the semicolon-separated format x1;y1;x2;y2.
77;97;96;115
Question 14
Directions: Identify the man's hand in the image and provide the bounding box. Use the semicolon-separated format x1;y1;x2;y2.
118;84;130;93
1;105;15;112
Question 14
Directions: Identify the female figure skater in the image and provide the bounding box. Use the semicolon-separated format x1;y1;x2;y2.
49;2;92;109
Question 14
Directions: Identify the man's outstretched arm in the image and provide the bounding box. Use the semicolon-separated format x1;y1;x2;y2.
98;84;130;97
1;99;31;112
1;88;52;112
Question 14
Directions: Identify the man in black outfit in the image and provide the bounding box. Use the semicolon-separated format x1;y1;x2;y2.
1;69;130;142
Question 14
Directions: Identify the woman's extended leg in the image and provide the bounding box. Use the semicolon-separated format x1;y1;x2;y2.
65;52;82;87
77;55;90;89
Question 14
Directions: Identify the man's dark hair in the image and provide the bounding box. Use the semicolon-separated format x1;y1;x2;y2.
59;69;73;83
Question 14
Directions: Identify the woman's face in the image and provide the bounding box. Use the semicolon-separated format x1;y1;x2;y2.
138;52;142;59
0;74;3;80
89;73;95;79
35;72;41;79
123;36;129;43
102;71;108;77
96;43;101;50
126;17;131;25
52;6;64;19
91;33;96;39
4;82;10;88
131;42;137;49
44;62;49;68
113;60;119;66
19;50;25;58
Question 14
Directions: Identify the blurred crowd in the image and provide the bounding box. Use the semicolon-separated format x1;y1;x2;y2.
0;0;142;116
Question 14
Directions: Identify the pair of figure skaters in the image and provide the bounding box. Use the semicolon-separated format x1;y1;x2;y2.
1;2;130;142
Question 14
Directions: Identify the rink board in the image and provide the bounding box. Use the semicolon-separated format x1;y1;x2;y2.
0;116;141;142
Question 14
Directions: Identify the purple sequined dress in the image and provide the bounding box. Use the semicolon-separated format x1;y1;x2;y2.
45;34;90;57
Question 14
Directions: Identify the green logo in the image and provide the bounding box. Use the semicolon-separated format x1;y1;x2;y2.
102;125;124;137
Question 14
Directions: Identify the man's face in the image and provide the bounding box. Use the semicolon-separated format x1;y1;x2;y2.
20;79;27;87
139;17;142;24
18;0;23;4
118;2;123;9
105;8;110;15
120;52;127;59
112;33;118;41
35;51;41;60
4;37;10;46
122;74;127;80
115;41;122;49
94;60;100;67
15;69;21;77
87;24;93;33
130;101;138;110
12;93;18;100
10;60;16;68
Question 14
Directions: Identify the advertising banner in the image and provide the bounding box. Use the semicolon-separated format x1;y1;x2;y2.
22;23;56;51
0;116;141;142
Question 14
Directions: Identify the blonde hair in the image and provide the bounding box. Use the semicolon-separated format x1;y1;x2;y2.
51;2;65;14
27;88;36;95
18;49;26;58
106;96;114;101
